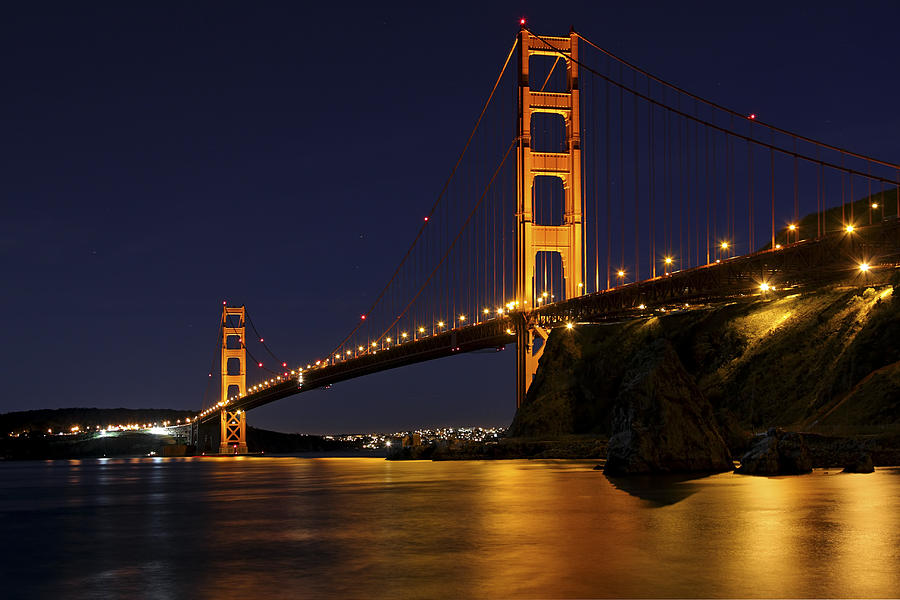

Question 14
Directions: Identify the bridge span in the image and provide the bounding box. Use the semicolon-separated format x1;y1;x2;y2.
191;25;900;453
197;218;900;431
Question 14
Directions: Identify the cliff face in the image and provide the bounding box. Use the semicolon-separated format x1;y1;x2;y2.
605;339;733;474
509;284;900;440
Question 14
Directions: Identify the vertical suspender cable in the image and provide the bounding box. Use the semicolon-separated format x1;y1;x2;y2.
794;139;799;242
770;146;775;251
619;77;625;277
662;105;667;261
605;75;611;289
678;102;684;267
649;87;655;278
594;74;600;291
747;138;753;254
633;71;640;281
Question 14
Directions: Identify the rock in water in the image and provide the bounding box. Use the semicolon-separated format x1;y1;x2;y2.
736;428;813;475
604;339;734;475
842;452;874;473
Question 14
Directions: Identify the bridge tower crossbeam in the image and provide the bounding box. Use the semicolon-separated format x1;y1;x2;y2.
515;29;584;407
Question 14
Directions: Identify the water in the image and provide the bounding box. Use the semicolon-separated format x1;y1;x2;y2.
2;457;899;598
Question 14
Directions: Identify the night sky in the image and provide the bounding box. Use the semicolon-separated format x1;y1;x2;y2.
3;2;899;433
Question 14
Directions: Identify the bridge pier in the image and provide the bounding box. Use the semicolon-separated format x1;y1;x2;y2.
515;29;584;407
515;322;549;408
219;408;248;455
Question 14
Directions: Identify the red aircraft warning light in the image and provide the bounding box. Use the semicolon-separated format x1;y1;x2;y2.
520;17;526;26
748;113;757;120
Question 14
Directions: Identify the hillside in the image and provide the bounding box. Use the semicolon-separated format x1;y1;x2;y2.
1;408;196;435
510;282;900;445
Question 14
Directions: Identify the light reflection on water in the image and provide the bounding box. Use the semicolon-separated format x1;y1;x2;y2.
2;458;899;598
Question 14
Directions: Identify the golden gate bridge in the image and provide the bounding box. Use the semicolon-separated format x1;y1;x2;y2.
186;25;900;453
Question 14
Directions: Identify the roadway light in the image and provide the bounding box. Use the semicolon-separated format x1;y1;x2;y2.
617;270;625;278
438;321;445;328
760;282;770;292
788;224;796;231
565;322;574;330
459;315;466;322
401;332;408;339
720;241;729;250
664;256;673;265
418;327;425;333
845;224;855;233
859;262;870;272
872;203;879;209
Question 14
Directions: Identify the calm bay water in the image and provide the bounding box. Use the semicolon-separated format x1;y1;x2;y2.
2;457;899;598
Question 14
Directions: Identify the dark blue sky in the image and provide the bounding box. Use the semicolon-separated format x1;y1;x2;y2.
2;2;899;433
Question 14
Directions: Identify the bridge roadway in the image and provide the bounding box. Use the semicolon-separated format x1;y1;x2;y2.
199;218;900;423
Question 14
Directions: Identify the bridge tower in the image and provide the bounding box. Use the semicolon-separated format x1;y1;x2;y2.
515;29;584;407
220;305;248;454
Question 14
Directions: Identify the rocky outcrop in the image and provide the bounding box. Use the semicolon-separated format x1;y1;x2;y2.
842;453;874;473
604;340;734;475
735;428;812;475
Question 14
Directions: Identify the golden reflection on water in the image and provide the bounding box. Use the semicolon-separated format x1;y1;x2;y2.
188;460;900;598
3;458;899;598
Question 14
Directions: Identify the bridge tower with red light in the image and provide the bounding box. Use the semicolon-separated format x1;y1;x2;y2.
220;305;248;454
515;28;584;407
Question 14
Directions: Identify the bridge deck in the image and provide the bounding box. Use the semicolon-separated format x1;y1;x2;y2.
199;219;900;423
